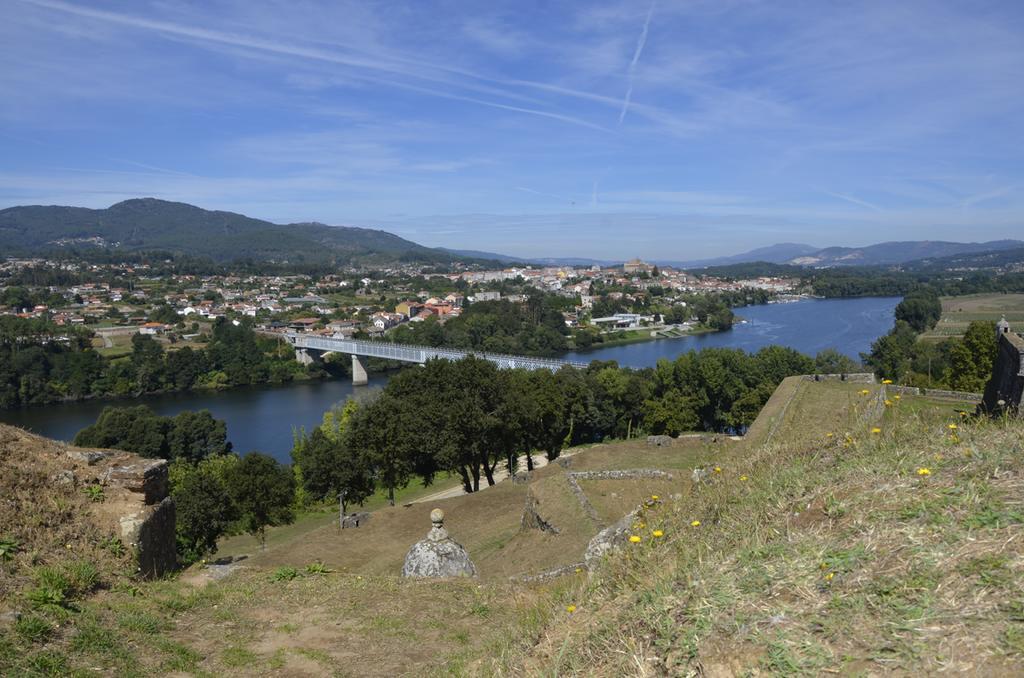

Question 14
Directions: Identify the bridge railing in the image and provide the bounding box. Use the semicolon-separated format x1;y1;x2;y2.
286;333;589;371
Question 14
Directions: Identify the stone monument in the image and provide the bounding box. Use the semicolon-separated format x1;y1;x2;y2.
401;508;477;578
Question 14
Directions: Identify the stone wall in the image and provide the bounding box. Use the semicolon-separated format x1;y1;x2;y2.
982;330;1024;416
804;373;877;383
68;447;177;578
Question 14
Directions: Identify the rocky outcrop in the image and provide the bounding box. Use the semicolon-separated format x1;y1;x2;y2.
341;511;370;528
74;448;177;578
647;435;674;447
521;488;560;534
0;425;177;580
584;509;641;568
401;509;477;578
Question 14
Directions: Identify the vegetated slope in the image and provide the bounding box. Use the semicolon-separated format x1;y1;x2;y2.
672;242;821;268
788;239;1024;267
0;422;717;676
901;245;1024;272
0;198;464;265
507;381;1024;675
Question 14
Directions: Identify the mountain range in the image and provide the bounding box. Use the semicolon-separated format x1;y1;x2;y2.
0;198;1021;270
0;198;468;266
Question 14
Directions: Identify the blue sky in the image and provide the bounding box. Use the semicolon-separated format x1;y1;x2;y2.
2;0;1023;259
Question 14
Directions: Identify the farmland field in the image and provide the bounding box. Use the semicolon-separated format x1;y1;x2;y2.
919;293;1024;340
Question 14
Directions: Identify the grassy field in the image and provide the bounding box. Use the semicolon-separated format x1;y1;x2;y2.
3;381;1023;675
502;386;1024;676
920;293;1024;340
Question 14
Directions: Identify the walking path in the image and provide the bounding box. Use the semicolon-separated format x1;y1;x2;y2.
412;450;580;504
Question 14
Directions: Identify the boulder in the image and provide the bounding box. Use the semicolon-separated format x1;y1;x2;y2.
401;509;477;578
584;510;639;568
341;511;370;528
521;488;560;534
647;435;673;447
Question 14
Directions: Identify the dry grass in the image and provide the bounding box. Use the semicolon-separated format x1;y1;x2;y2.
0;427;133;606
7;380;1021;676
495;383;1024;676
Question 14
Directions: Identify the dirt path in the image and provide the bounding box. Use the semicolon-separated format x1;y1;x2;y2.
412;450;579;504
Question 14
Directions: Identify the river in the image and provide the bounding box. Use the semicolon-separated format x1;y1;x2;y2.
0;296;899;462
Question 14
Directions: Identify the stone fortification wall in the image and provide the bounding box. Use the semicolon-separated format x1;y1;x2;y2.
0;425;177;579
982;330;1024;416
805;373;877;383
66;448;177;578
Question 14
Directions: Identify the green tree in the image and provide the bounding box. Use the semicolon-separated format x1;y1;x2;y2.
172;461;238;564
225;453;295;548
167;410;231;463
292;427;375;505
946;321;997;392
814;349;860;374
73;405;170;458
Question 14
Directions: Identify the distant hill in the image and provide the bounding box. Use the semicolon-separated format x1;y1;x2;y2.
787;239;1024;267
0;198;471;266
665;242;820;268
900;245;1024;272
439;248;624;267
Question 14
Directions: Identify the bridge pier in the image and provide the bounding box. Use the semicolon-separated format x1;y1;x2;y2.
352;354;368;386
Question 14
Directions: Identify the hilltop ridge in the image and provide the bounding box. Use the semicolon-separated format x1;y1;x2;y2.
0;198;470;266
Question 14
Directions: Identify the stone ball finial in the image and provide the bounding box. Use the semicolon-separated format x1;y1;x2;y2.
430;508;444;526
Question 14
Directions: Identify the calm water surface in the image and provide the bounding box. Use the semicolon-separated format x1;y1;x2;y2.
0;296;898;461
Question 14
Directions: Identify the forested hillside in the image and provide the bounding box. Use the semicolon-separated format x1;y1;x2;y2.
0;198;465;265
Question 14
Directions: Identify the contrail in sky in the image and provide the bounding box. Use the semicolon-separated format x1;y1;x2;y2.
823;190;882;212
618;1;656;125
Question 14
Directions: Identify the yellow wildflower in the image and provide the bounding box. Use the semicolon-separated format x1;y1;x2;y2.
882;379;893;384
574;567;582;573
566;604;576;613
917;467;931;476
690;520;701;527
860;389;870;395
826;432;834;438
948;423;958;430
819;562;828;570
959;410;968;417
652;530;664;538
739;475;749;481
824;572;835;581
884;399;893;407
871;427;882;434
651;495;659;500
638;522;646;529
713;466;722;474
894;395;901;400
629;535;642;544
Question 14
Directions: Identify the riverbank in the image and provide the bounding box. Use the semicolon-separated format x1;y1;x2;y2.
575;324;720;352
1;297;902;462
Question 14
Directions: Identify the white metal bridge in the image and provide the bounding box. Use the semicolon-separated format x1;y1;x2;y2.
285;333;588;384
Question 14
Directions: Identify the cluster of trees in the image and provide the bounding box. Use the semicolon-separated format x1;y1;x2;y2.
289;347;856;507
71;405;295;564
389;296;574;356
864;289;998;389
73;406;231;461
71;340;863;564
0;317;316;408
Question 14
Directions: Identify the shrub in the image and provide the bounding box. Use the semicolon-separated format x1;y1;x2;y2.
0;536;19;562
271;566;299;582
14;615;53;643
27;567;72;610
